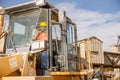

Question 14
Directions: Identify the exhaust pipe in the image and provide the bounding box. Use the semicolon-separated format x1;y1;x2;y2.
0;6;4;34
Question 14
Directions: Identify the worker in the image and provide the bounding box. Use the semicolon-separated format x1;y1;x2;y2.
33;22;48;41
33;22;48;76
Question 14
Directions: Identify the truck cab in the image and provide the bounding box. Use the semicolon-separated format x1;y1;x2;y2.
5;0;78;72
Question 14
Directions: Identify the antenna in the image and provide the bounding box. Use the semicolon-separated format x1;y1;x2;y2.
117;36;120;52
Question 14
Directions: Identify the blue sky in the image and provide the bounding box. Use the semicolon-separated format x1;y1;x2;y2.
0;0;120;13
0;0;120;50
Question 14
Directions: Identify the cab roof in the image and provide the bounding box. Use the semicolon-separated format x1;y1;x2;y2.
5;1;55;14
5;1;76;25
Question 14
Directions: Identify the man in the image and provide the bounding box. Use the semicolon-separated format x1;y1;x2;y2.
34;22;48;76
33;22;48;41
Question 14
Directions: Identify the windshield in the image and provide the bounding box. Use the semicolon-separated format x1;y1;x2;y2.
7;8;48;48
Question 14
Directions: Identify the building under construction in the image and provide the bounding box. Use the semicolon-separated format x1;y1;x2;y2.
78;36;120;80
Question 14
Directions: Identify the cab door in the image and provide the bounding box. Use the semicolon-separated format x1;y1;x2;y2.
66;23;78;71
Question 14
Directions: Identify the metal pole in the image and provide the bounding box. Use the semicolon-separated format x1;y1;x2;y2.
59;10;68;71
117;36;120;52
74;25;79;71
101;65;104;80
48;9;52;69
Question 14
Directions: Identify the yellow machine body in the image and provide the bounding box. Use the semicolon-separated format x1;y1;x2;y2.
0;54;22;79
0;0;91;80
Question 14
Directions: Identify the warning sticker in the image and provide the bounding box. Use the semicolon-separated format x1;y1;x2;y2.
9;57;18;69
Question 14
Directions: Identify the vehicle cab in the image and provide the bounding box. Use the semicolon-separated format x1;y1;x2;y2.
5;0;79;72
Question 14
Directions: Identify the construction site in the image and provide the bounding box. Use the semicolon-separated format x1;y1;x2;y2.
0;0;120;80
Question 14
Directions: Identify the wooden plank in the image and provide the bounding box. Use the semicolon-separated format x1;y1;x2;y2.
2;76;53;80
2;77;35;80
51;72;88;76
52;75;82;80
2;72;86;80
51;72;85;80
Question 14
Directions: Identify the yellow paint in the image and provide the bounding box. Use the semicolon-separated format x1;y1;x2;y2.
0;54;23;77
21;52;36;76
0;6;4;34
2;76;53;80
51;72;89;80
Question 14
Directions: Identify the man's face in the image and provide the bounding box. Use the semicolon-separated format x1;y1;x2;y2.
37;27;46;32
40;27;47;31
37;27;41;31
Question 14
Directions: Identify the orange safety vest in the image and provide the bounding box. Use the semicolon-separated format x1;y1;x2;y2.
36;32;48;40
